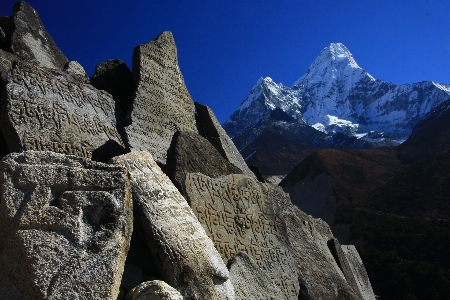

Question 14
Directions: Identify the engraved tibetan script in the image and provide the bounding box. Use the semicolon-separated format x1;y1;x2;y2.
1;63;125;161
124;32;197;164
185;173;300;299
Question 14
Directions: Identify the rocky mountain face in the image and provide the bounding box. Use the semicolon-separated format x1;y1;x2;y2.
0;2;375;300
223;43;450;176
280;103;450;299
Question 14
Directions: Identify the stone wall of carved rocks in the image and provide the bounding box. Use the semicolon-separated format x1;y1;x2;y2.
0;2;375;300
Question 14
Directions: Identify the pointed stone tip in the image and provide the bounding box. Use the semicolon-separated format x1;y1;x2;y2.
13;1;33;14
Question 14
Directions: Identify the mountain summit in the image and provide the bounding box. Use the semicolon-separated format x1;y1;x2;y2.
293;43;373;86
224;43;450;144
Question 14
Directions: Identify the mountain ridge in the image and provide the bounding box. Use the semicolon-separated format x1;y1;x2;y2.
224;43;450;144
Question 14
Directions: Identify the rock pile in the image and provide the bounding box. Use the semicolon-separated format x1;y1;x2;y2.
0;2;375;299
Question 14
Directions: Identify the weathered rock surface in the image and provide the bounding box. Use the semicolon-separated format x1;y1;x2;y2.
110;151;235;300
228;252;284;300
195;102;257;180
124;31;197;164
7;1;68;70
166;130;243;193
184;173;358;300
91;59;134;113
341;245;376;300
0;62;126;162
64;60;90;83
126;281;184;300
0;151;133;299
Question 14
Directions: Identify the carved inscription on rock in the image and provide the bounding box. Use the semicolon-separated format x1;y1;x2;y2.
185;173;299;299
1;63;125;162
110;152;234;300
0;151;132;300
125;32;197;164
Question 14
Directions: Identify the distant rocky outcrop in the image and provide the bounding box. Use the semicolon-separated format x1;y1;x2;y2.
0;151;133;299
0;2;375;299
124;32;197;164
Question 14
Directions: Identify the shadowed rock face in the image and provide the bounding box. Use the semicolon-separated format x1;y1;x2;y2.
0;62;126;163
228;252;284;300
184;173;357;300
90;59;135;113
124;32;197;164
0;151;133;299
165;131;243;194
111;152;235;300
6;1;68;70
195;102;257;180
341;245;376;300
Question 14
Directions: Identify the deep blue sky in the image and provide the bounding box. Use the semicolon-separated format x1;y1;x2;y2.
1;1;449;123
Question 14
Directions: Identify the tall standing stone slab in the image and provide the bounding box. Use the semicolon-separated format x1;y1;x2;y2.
1;62;126;162
0;151;133;299
341;245;376;300
184;173;358;300
195;102;257;180
111;152;235;300
7;1;68;70
124;32;197;164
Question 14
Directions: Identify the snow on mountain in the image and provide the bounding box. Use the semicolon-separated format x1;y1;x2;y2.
223;43;450;142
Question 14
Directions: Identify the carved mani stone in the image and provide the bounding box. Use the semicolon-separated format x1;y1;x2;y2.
110;151;235;300
195;102;257;180
124;32;197;164
165;131;243;193
8;1;68;70
228;252;284;300
0;151;133;299
184;173;358;300
0;62;126;162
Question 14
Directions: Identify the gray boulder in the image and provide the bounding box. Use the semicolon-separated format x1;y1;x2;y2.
165;130;243;193
184;173;358;299
124;32;197;164
195;102;257;180
0;151;133;299
90;59;135;113
7;1;68;70
126;281;184;300
111;151;235;300
0;61;126;162
228;252;284;300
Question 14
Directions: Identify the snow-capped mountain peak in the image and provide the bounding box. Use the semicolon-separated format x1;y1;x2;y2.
294;43;375;87
224;43;450;143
